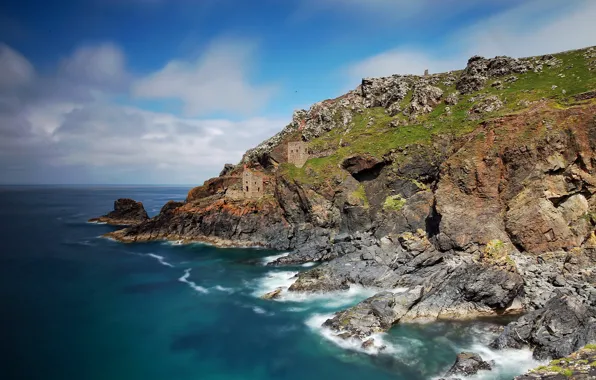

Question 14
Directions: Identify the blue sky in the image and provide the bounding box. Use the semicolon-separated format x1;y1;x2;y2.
0;0;595;184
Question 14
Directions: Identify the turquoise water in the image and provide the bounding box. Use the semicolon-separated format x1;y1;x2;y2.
0;186;541;380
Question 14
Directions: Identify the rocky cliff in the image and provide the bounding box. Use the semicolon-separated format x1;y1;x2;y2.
98;46;596;360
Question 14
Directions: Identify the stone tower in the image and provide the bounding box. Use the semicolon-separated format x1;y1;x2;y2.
242;168;263;199
288;141;308;168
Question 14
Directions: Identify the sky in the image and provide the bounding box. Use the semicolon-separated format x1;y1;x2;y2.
0;0;595;185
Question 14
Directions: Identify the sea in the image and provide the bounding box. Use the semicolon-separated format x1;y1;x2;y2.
0;186;543;380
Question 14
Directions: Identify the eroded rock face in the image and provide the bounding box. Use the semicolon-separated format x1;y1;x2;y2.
490;293;596;360
89;198;149;226
443;352;492;377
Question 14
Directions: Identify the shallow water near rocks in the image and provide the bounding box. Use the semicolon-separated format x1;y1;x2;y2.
0;186;541;380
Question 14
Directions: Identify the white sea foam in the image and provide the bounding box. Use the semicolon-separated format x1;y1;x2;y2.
147;253;174;267
214;285;235;293
163;239;186;246
178;269;208;294
302;262;316;267
253;306;267;314
464;344;543;380
251;270;379;309
261;252;290;265
87;220;107;225
305;313;399;355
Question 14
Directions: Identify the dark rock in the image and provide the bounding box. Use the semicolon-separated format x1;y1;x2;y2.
490;293;596;360
322;287;424;339
444;352;492;377
160;200;184;215
341;154;384;178
89;198;149;226
219;163;235;177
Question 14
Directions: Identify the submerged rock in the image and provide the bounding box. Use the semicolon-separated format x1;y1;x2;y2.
490;292;596;360
261;287;283;300
444;352;492;377
89;198;149;226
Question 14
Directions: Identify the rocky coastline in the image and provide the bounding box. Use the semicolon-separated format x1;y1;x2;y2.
91;46;596;378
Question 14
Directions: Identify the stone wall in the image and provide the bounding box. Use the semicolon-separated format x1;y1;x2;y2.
288;141;308;168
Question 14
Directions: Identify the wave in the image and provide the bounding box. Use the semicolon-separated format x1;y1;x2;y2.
251;270;379;309
302;262;316;267
213;285;235;293
147;253;174;268
305;313;399;355
87;220;107;225
261;252;290;265
178;269;208;294
444;324;545;380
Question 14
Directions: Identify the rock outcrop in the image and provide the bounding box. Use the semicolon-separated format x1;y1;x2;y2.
322;287;423;339
89;198;149;226
490;293;596;360
516;345;596;379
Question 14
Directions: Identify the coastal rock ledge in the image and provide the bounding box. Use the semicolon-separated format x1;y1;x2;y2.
90;46;596;375
89;198;149;226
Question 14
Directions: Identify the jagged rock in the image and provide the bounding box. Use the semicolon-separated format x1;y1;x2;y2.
457;55;532;94
444;352;492;377
490;293;596;360
219;163;235;177
361;76;410;109
261;287;283;300
445;92;459;105
515;346;596;379
405;84;443;116
468;95;504;119
322;287;424;339
89;198;149;226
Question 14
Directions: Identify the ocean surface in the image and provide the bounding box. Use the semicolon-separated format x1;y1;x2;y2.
0;186;543;380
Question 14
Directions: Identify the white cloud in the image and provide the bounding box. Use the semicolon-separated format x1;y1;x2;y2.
460;0;596;58
59;43;129;90
344;0;596;83
0;44;35;88
133;38;277;116
0;42;286;184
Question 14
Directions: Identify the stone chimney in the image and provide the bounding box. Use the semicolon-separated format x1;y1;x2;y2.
424;69;429;77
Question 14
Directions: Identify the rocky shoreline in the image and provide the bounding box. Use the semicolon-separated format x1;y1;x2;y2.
90;46;596;378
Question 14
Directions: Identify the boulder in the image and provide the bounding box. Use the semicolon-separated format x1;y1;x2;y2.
89;198;149;226
444;352;492;377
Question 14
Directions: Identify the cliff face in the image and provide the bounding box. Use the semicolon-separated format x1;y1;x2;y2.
104;47;596;338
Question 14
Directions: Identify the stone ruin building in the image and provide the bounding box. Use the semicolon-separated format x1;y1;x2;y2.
242;168;264;199
287;141;308;168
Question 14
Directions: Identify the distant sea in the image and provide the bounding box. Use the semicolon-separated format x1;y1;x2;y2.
0;186;542;380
